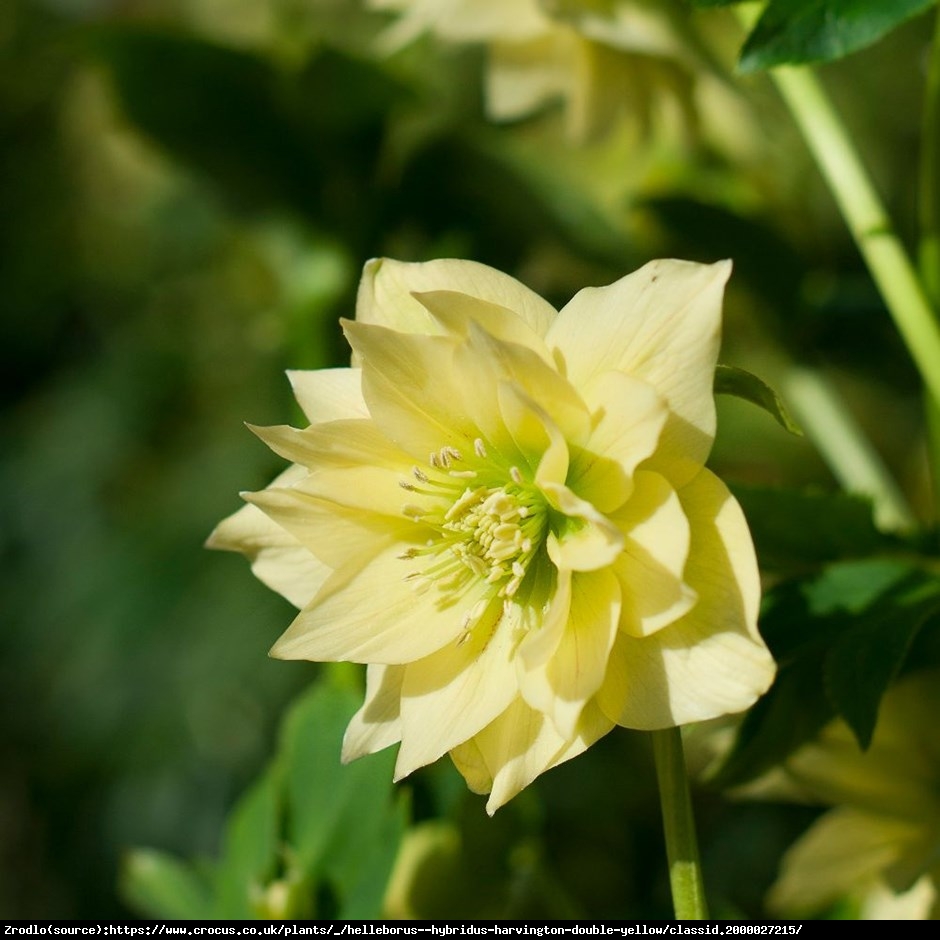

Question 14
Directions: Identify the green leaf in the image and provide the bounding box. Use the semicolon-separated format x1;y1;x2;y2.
823;571;940;748
714;364;802;435
732;485;892;572
119;850;214;920
739;0;938;73
280;679;405;918
213;766;283;918
712;559;937;785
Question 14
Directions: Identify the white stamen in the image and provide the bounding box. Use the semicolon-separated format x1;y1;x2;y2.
474;438;487;458
510;466;524;484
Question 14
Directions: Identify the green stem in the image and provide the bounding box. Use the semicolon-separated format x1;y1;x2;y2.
919;9;940;516
768;64;940;413
651;727;709;920
782;365;916;531
920;8;940;305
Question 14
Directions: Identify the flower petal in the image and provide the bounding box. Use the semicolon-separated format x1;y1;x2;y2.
547;259;730;487
611;470;697;638
343;321;480;461
543;484;624;572
356;257;558;338
342;664;405;761
597;467;773;729
472;698;614;814
395;597;520;779
412;289;554;363
518;567;621;739
569;370;668;513
207;466;330;608
768;807;921;917
270;542;468;664
287;368;367;424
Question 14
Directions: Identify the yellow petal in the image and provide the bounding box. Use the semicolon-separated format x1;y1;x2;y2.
768;807;920;917
569;370;668;514
411;289;554;363
342;664;405;762
597;467;773;729
343;321;479;461
543;484;624;572
497;382;570;484
249;419;412;473
474;698;614;814
547;259;730;487
448;736;492;795
518;567;621;740
286;368;367;424
395;596;519;779
270;542;467;664
612;470;697;638
207;466;330;608
356;257;557;338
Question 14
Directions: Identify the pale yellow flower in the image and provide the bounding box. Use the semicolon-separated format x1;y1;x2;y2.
209;257;775;813
370;0;700;141
767;671;940;919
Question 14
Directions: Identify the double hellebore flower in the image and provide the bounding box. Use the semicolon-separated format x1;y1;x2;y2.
209;258;775;813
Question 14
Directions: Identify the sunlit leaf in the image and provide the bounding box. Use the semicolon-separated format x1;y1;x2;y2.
119;850;214;920
715;365;802;435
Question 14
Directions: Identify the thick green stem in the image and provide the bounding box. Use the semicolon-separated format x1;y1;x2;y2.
652;727;709;920
769;65;940;413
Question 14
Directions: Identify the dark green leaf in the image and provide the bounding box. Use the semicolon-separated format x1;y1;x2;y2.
119;850;214;920
715;364;802;435
739;0;938;72
823;571;940;747
712;559;936;786
732;485;892;572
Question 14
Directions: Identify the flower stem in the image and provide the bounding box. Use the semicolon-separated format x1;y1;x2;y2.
768;64;940;413
651;727;709;920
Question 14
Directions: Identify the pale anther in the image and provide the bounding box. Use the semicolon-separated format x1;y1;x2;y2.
449;470;477;479
474;438;487;458
413;467;429;483
510;466;524;484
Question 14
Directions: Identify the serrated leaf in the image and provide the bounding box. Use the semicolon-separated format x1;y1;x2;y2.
739;0;938;73
119;850;214;920
732;485;891;572
715;364;802;435
823;571;940;748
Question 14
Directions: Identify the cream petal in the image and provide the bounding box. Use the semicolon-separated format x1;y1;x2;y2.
768;808;920;916
612;470;697;638
597;468;773;729
395;596;520;779
207;466;329;608
249;419;413;473
497;382;569;484
343;321;481;461
270;542;468;664
547;259;730;487
287;368;367;424
356;257;558;339
569;371;668;514
448;736;492;795
245;485;416;570
542;484;624;572
476;698;614;814
412;290;554;363
518;568;621;740
342;664;405;762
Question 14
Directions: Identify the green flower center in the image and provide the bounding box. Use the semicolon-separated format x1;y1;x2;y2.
398;441;549;630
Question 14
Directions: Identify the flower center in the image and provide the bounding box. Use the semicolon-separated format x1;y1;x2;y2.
398;441;548;634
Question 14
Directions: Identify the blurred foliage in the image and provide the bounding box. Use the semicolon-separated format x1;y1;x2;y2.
2;0;940;921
